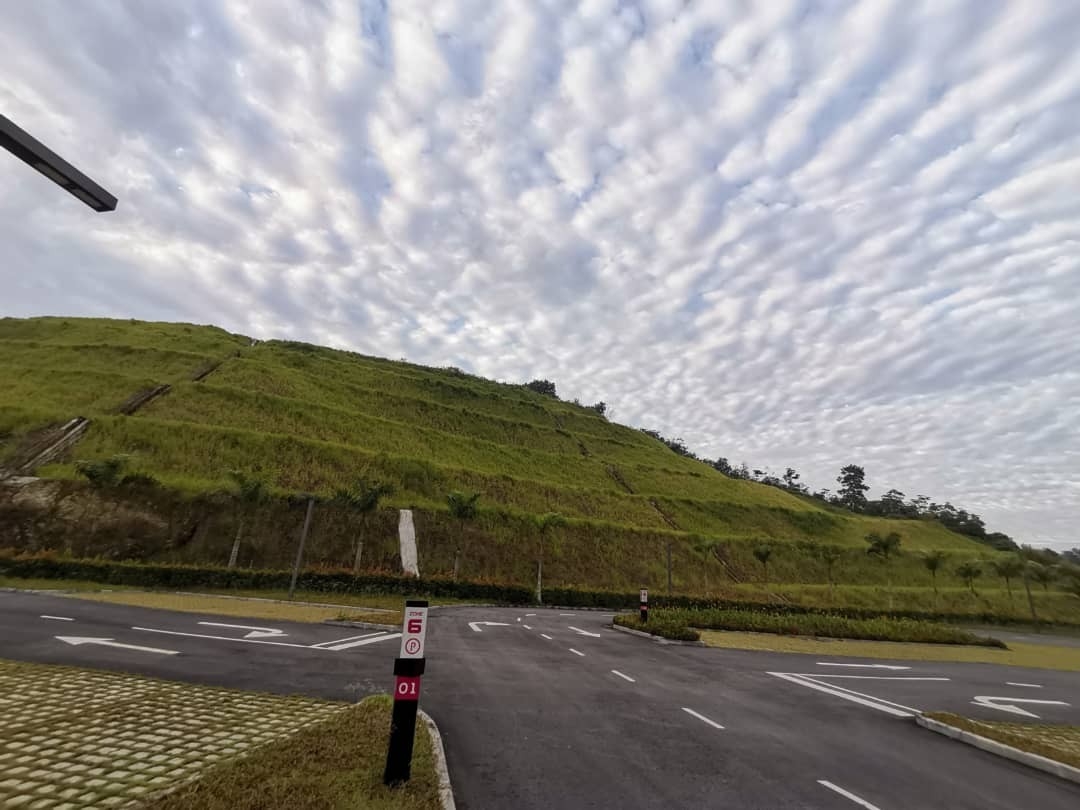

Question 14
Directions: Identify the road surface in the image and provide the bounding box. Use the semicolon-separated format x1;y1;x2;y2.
1;591;1077;809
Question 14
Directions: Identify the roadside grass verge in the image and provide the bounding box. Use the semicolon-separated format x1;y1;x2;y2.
145;694;441;810
614;616;701;642
924;712;1080;770
621;608;1005;647
698;631;1080;671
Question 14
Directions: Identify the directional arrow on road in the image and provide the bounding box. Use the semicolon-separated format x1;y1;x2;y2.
198;621;286;639
816;662;911;670
57;636;179;656
469;622;511;633
971;695;1071;719
568;625;603;637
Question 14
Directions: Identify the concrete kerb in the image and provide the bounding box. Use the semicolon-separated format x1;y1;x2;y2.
916;714;1080;786
323;618;399;632
419;710;457;810
610;622;706;647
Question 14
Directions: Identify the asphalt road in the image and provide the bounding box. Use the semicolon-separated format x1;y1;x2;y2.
2;592;1078;809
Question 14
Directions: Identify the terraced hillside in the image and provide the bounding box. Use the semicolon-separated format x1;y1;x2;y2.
0;316;1000;592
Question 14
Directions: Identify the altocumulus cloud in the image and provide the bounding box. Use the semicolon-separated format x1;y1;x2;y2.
0;1;1077;548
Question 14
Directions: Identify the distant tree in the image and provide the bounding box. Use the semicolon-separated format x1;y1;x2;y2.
782;468;807;494
955;561;983;595
1027;563;1057;592
983;532;1019;552
753;544;773;585
816;545;844;596
866;532;902;609
870;489;912;518
227;470;268;569
836;465;869;512
737;462;751;480
534;512;566;604
989;556;1024;600
334;479;394;573
588;401;607;416
446;490;481;580
1062;548;1080;566
525;379;558;398
709;457;735;477
921;550;948;597
1021;560;1041;624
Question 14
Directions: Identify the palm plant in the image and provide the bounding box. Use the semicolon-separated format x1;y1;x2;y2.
334;479;394;573
446;490;480;580
227;470;267;569
534;512;566;604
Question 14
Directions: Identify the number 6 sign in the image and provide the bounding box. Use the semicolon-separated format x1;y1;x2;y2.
399;605;428;659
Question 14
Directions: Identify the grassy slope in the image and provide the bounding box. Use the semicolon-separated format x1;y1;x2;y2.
1;316;1008;591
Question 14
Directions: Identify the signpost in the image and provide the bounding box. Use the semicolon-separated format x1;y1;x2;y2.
640;587;648;623
384;599;428;785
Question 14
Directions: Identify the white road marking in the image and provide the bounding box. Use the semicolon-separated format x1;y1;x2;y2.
611;670;635;683
569;648;585;657
681;708;724;730
807;675;949;681
540;634;553;640
568;625;603;638
516;617;522;622
523;624;532;630
559;613;575;616
40;615;74;622
198;621;286;639
818;780;882;809
56;636;179;656
816;662;910;670
526;613;537;617
322;633;400;651
468;621;511;632
1006;682;1043;688
971;695;1070;718
768;672;918;718
309;632;386;648
133;626;316;648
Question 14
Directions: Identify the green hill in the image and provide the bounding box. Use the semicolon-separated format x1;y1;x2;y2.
0;316;1005;594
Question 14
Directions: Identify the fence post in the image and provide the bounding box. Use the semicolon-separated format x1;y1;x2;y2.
640;587;648;623
288;498;315;600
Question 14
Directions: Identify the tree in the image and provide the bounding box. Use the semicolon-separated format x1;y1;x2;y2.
816;545;844;596
1027;563;1057;592
1021;560;1040;624
534;512;566;604
446;491;481;580
334;479;394;573
921;550;948;599
989;556;1024;600
227;470;267;569
955;561;982;595
588;401;607;416
525;379;557;398
753;544;773;585
836;465;869;512
866;532;902;610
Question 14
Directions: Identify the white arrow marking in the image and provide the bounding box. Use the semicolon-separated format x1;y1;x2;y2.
522;624;533;630
57;636;178;656
1006;682;1042;689
468;621;511;633
198;621;286;639
818;780;882;810
322;633;400;651
41;615;74;622
971;696;1070;719
816;662;910;670
568;625;603;638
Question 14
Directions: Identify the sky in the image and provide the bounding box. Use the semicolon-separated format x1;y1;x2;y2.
1;1;1078;550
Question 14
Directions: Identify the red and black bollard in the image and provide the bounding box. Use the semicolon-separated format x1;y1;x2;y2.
639;587;648;623
383;599;429;786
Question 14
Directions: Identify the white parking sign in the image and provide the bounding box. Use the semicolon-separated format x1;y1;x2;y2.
399;604;428;659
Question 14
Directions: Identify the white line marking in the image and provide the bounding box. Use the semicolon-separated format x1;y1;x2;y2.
198;621;286;639
816;662;910;670
569;648;585;657
540;634;552;640
971;695;1069;718
525;613;537;617
309;632;386;648
568;625;603;637
468;621;510;632
322;633;401;651
804;675;949;681
768;672;917;718
559;613;575;616
1006;682;1043;688
611;670;635;683
40;615;74;622
818;780;882;809
681;708;724;730
133;626;315;648
522;624;532;630
56;636;179;656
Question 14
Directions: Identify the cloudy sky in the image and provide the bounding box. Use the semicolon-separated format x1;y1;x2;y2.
2;1;1078;549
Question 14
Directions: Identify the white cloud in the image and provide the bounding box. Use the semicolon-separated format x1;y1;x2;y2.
1;0;1078;549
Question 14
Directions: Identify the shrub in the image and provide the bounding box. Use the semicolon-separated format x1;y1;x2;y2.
614;615;700;642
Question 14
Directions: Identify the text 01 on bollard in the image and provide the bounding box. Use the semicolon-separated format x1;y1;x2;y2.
383;599;428;786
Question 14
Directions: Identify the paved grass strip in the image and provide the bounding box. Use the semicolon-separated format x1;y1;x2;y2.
0;659;345;808
144;694;441;810
925;712;1080;770
698;630;1080;671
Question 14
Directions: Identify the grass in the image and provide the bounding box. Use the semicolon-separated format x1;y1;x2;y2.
619;609;1004;646
144;694;441;810
925;713;1080;770
699;631;1080;671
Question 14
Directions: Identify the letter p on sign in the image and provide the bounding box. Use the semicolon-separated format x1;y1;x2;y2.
400;605;428;659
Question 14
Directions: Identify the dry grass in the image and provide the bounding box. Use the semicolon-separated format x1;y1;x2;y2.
925;712;1080;770
699;630;1080;671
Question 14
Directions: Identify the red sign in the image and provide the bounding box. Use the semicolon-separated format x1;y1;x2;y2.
399;605;428;659
395;676;421;701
